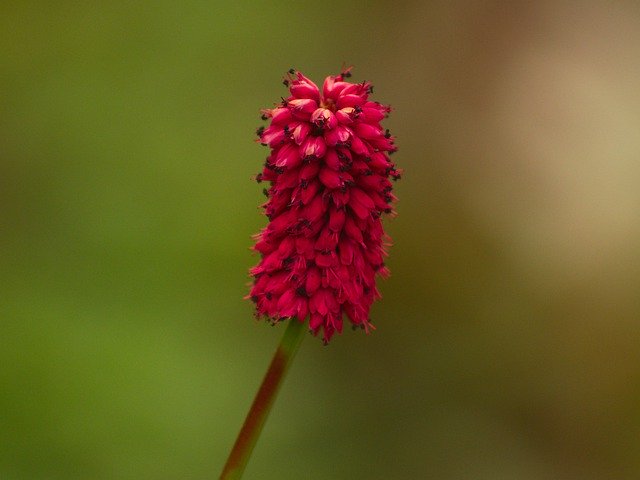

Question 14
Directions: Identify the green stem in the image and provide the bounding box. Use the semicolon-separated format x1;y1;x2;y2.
220;319;306;479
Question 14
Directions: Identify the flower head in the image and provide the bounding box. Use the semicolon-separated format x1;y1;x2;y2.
249;68;401;343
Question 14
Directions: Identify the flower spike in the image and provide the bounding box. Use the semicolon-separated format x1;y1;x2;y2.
249;68;400;343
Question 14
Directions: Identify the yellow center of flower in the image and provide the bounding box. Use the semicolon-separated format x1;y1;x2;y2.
320;97;336;111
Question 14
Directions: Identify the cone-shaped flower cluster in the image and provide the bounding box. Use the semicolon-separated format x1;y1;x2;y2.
249;68;400;343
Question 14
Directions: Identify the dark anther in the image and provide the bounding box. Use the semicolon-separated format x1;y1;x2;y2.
288;68;296;74
255;173;263;183
281;97;288;106
283;79;289;87
283;256;294;266
384;129;391;139
300;178;309;189
368;85;374;94
283;125;290;133
364;169;373;176
263;188;269;197
342;70;352;78
250;295;258;303
256;126;265;137
295;286;307;297
311;125;324;136
265;292;272;300
354;105;362;113
261;113;268;120
384;208;392;214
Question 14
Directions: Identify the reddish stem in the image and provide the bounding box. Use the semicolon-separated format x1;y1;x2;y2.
220;319;306;479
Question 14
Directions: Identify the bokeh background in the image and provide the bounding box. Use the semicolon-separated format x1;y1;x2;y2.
2;1;640;479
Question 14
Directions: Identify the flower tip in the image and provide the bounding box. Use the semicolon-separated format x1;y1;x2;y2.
339;63;353;78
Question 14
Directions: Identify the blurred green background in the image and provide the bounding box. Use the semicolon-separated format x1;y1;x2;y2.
2;1;640;479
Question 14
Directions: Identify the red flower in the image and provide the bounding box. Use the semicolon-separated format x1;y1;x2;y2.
249;68;400;343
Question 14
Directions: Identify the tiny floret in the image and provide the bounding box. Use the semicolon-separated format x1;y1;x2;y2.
249;68;400;343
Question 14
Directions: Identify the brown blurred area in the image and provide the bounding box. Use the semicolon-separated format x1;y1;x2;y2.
381;2;640;478
1;1;640;479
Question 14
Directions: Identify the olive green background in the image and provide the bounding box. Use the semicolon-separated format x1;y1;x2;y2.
3;1;640;479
